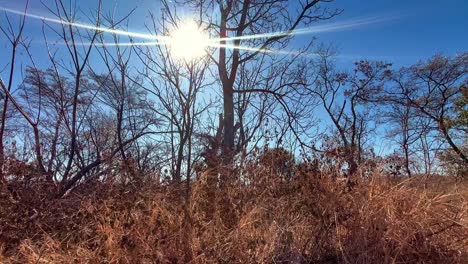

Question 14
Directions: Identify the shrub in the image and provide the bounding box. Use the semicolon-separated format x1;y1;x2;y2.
0;161;467;263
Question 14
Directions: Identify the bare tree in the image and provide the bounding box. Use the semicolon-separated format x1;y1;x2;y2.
9;0;166;195
0;1;29;180
132;7;213;183
383;54;467;167
177;0;340;160
308;51;391;175
382;102;420;177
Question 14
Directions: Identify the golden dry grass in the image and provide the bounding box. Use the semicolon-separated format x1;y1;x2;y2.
0;164;467;263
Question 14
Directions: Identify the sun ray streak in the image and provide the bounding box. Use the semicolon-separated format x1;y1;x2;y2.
214;16;400;42
208;43;272;53
208;43;319;57
64;41;317;58
0;7;169;41
1;6;402;59
55;41;165;47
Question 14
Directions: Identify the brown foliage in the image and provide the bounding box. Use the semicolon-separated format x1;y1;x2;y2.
0;158;467;263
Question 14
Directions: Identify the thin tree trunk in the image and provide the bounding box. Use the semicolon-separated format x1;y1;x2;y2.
47;117;62;181
403;141;412;177
33;125;46;174
0;44;18;180
440;120;468;164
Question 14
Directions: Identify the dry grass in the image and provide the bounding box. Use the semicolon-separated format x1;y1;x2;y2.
0;163;467;263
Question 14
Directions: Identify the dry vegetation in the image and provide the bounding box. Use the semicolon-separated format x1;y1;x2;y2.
1;156;467;263
0;0;467;263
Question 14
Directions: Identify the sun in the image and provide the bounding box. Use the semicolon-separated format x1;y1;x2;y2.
168;21;209;61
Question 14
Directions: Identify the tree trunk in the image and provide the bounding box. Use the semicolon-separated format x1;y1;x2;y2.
347;145;358;176
0;96;8;179
440;120;468;164
33;125;46;175
403;140;412;177
348;157;358;176
218;8;235;161
222;87;235;159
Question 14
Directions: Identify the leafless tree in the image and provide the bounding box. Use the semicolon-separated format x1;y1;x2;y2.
0;1;29;180
308;51;391;175
382;54;467;168
87;10;160;180
177;0;341;161
132;6;214;183
382;102;420;177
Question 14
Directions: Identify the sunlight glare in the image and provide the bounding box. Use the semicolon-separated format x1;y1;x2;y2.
0;6;399;59
168;21;209;61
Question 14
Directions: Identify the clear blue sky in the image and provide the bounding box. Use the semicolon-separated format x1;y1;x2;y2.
315;0;468;66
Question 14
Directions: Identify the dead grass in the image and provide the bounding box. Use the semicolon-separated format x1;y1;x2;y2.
0;164;467;263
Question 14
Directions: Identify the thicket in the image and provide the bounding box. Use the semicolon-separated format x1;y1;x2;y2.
1;151;466;263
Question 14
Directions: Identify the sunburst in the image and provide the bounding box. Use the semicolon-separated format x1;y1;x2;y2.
166;20;210;61
0;7;397;59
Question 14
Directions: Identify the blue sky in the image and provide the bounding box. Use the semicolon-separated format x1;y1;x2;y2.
1;0;467;155
1;0;467;68
317;0;468;66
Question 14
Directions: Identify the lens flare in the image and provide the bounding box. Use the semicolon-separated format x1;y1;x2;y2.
167;21;210;61
216;16;396;42
0;7;168;42
0;6;399;58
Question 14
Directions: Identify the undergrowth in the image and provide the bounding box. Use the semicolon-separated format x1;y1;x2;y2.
0;161;467;263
